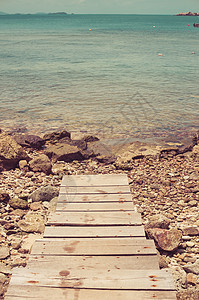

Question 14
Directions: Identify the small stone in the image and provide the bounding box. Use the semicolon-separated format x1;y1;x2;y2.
30;202;42;211
186;241;195;247
145;214;170;230
21;233;42;252
19;160;28;171
9;197;28;209
0;191;10;204
188;200;198;207
0;273;6;284
183;259;199;274
17;213;45;233
0;262;12;274
0;246;10;259
11;258;27;268
186;273;197;285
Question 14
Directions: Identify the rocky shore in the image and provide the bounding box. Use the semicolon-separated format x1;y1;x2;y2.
0;128;199;299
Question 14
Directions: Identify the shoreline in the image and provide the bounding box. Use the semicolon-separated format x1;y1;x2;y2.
0;128;199;299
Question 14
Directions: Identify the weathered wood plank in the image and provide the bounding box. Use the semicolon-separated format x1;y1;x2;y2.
56;202;134;211
59;186;131;195
61;174;129;187
31;238;156;256
44;225;145;238
47;211;142;226
5;286;177;300
27;254;159;270
7;269;175;290
58;193;132;203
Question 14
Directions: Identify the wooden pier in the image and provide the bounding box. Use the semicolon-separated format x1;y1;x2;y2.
5;174;176;299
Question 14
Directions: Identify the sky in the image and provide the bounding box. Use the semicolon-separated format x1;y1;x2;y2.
0;0;199;15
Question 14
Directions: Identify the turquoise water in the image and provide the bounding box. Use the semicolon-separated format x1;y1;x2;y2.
0;14;198;142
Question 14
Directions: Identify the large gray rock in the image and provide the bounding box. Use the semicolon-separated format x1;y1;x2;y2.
87;141;115;163
147;228;182;251
43;130;71;142
183;259;199;275
29;185;58;202
29;154;52;174
145;215;170;230
0;131;29;170
11;134;45;149
45;143;84;162
17;213;45;233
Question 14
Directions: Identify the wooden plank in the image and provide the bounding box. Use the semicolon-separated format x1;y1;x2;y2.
47;211;142;226
5;286;177;300
58;193;132;203
44;225;145;238
61;174;129;187
31;238;156;256
56;202;134;211
7;269;175;290
59;186;131;195
27;254;159;270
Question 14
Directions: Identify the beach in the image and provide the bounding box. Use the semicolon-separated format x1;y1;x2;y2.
0;128;199;299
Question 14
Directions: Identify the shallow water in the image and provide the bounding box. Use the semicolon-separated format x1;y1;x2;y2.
0;14;198;142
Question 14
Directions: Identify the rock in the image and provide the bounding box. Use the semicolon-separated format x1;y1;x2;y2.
182;227;199;236
29;185;58;202
45;143;84;162
43;130;71;142
192;145;199;155
82;135;99;143
9;237;22;249
87;141;115;163
0;191;10;204
21;233;42;252
51;162;66;174
183;259;199;275
157;252;168;268
186;241;195;247
0;131;29;170
29;154;52;174
177;290;199;300
145;214;170;230
17;213;45;233
19;160;29;171
114;141;163;165
146;228;182;251
0;263;12;274
186;273;197;285
0;246;10;259
0;274;6;288
11;134;45;149
171;266;187;290
11;258;27;268
30;202;42;211
9;197;28;209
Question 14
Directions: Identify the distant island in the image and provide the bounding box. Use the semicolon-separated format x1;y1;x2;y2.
176;12;199;16
0;11;73;16
48;12;67;15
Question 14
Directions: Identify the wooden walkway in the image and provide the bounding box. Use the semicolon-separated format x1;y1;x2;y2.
5;174;176;299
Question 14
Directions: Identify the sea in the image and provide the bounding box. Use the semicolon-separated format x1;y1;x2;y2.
0;14;199;144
